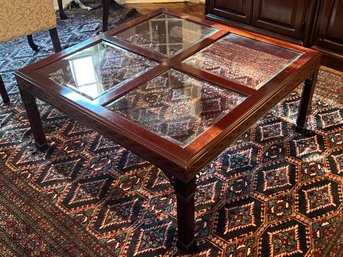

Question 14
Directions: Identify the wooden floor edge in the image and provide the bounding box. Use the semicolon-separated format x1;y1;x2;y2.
321;65;343;75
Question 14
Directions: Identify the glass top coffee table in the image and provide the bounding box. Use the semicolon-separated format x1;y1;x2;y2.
15;9;321;252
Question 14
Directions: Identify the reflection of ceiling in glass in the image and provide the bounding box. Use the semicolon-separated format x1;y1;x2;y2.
115;14;219;57
106;69;247;147
38;42;158;99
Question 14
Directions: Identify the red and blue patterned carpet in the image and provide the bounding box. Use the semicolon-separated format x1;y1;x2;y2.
0;5;342;257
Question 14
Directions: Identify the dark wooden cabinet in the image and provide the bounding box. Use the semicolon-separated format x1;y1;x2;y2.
311;0;343;69
206;0;315;45
206;0;253;24
205;0;343;71
252;0;307;39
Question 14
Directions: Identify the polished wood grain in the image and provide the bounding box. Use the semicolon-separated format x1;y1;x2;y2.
206;0;316;45
15;10;321;252
311;0;343;71
252;0;308;39
205;0;253;24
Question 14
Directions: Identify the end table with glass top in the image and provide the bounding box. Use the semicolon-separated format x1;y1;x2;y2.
15;9;321;252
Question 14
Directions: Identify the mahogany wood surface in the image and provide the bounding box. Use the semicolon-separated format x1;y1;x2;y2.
15;9;321;252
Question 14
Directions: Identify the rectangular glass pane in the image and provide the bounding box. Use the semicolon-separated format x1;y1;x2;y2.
38;41;158;99
106;69;247;147
183;33;303;89
114;14;218;57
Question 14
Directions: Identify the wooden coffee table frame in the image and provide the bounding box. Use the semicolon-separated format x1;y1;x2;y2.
15;9;321;252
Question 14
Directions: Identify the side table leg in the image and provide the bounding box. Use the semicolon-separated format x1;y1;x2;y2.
173;177;197;253
0;76;10;105
296;69;319;132
19;89;48;151
58;0;68;20
102;0;110;32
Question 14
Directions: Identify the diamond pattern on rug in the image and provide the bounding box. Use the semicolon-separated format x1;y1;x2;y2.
0;6;342;256
316;108;343;130
296;179;341;219
255;119;288;143
221;145;259;175
215;198;263;240
256;163;296;196
269;225;303;256
90;195;144;234
288;133;325;159
195;177;224;214
125;219;175;257
327;149;343;175
311;215;343;257
259;220;309;257
33;156;85;189
60;173;113;210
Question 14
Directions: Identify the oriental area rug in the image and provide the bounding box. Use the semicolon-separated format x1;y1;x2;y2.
0;5;342;257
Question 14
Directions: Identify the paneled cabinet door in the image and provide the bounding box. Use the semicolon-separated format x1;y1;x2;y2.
252;0;308;39
312;0;343;53
206;0;253;24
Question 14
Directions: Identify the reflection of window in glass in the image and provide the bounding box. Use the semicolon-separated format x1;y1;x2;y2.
68;45;104;98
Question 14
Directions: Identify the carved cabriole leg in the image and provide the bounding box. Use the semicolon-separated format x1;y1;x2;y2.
296;69;319;132
58;0;68;20
0;76;10;105
173;176;197;253
27;35;39;51
102;0;110;32
49;28;62;53
19;89;48;151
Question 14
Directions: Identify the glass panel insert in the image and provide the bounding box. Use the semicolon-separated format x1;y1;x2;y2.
106;69;247;147
114;14;219;57
38;41;158;99
183;33;303;89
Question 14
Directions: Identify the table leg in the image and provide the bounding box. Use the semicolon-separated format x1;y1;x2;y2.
0;76;10;105
173;176;197;252
296;70;319;132
19;89;48;151
102;0;110;32
58;0;68;20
